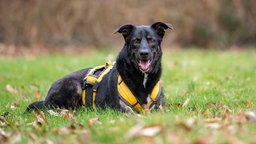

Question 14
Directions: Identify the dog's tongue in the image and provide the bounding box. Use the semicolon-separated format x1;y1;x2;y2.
139;60;150;71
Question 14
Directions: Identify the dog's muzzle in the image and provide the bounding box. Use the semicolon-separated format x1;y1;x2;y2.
138;50;151;72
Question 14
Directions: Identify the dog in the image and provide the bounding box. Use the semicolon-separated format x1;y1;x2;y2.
26;22;173;113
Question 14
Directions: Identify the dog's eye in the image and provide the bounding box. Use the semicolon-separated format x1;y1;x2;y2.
148;37;155;43
134;38;141;43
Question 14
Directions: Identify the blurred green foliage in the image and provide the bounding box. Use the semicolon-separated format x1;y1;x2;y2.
0;0;255;48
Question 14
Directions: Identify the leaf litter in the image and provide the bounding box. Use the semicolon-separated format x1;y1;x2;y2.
1;106;255;143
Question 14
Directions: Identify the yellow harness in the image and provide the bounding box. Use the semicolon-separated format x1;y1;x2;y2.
117;76;161;112
82;62;161;113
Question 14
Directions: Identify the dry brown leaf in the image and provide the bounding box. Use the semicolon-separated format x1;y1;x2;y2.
0;116;13;127
0;129;21;144
226;133;243;144
79;130;91;144
247;100;254;107
231;110;247;124
204;118;222;123
69;124;76;130
204;117;222;129
207;102;216;107
244;111;256;123
139;125;162;137
78;123;85;129
88;118;101;127
125;124;144;140
0;116;8;127
6;84;18;94
126;124;162;140
53;124;81;136
27;132;38;143
142;136;155;144
167;133;184;144
60;109;76;119
34;90;41;100
0;128;7;141
176;123;192;132
193;135;214;144
53;127;72;135
33;111;47;125
205;123;222;129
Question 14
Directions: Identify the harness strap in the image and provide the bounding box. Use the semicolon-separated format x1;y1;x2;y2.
118;75;161;113
82;62;113;107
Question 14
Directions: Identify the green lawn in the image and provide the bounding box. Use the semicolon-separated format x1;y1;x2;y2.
1;49;256;143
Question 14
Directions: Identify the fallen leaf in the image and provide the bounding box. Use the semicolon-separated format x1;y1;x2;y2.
207;102;216;108
204;123;222;129
88;118;101;127
182;98;190;107
53;124;81;135
244;111;256;123
78;123;85;129
142;136;155;144
139;125;162;137
125;124;144;140
34;90;41;100
247;100;254;107
226;133;243;144
33;111;47;126
204;118;222;123
176;123;192;132
0;116;11;127
193;135;214;144
60;109;76;119
6;84;18;94
166;133;184;144
47;110;60;116
231;110;247;124
186;117;196;127
8;130;21;143
53;127;72;135
27;132;38;143
126;124;162;140
0;129;20;144
79;130;91;144
10;103;20;110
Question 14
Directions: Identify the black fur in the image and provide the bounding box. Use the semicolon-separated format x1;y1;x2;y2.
26;22;173;112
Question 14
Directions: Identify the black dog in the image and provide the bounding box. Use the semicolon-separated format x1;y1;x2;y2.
27;22;173;113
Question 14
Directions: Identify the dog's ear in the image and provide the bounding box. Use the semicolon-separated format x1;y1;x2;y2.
151;22;173;38
114;24;135;39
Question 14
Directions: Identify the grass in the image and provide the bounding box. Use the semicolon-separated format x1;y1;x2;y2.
1;48;256;143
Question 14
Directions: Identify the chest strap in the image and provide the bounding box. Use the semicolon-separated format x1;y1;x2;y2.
82;62;113;108
117;75;161;113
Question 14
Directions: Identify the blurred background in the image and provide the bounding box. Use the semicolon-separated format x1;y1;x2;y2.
0;0;255;54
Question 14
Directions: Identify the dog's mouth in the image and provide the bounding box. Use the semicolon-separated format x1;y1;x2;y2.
138;59;151;72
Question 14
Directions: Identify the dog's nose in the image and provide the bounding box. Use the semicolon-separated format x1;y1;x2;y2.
139;49;149;58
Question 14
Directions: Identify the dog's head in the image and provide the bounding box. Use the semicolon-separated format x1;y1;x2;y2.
115;22;173;74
